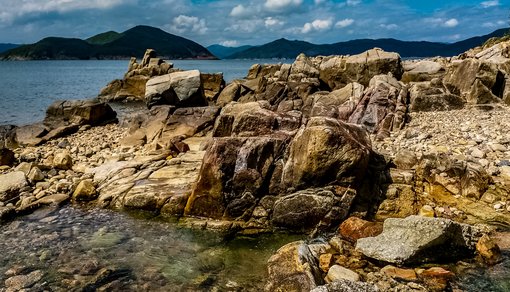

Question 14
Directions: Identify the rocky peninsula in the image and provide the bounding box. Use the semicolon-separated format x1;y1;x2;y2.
1;37;510;291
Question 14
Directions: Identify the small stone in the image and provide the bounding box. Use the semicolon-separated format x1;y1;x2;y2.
319;253;334;273
494;203;503;210
419;205;435;217
53;152;73;170
381;265;418;281
325;265;360;283
72;180;97;201
5;270;44;290
476;234;501;265
28;167;45;182
471;148;485;159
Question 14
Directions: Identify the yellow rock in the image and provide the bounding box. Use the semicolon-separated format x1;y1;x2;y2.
419;205;435;217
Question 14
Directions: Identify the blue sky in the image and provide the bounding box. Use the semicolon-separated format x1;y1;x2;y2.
0;0;508;46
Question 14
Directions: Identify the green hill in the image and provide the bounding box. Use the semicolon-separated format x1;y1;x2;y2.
86;31;121;45
0;25;216;60
0;43;20;53
207;44;254;59
226;28;509;59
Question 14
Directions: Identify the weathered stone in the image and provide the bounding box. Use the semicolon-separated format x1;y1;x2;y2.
272;188;356;231
0;171;28;202
282;117;372;190
476;234;501;265
402;60;445;83
5;270;43;290
311;279;378;292
319;253;334;272
265;241;323;292
380;265;418;281
53;152;73;170
27;167;44;182
73;180;97;201
356;216;480;265
325;265;360;283
418;267;455;292
339;217;383;243
201;73;225;103
319;48;403;90
44;99;117;128
409;81;465;112
145;70;205;108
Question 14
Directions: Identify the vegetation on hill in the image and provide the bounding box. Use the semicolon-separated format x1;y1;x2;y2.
0;25;215;60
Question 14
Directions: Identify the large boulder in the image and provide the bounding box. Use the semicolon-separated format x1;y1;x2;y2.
145;70;206;108
409;80;466;112
213;101;302;138
282;117;372;191
310;82;365;120
184;136;288;219
348;74;408;138
401;60;445;83
443;59;502;104
44;99;117;128
356;216;481;265
319;48;403;90
265;241;323;292
0;171;28;202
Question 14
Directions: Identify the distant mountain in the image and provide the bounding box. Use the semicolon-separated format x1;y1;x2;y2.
0;25;216;60
0;43;20;53
226;28;509;59
86;31;121;45
207;44;254;59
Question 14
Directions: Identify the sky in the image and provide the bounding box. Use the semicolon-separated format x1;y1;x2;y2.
0;0;508;46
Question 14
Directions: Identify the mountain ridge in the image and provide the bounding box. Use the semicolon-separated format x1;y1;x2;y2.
1;25;216;60
222;28;509;59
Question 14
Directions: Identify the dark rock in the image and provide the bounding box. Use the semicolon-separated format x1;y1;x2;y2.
44;99;117;128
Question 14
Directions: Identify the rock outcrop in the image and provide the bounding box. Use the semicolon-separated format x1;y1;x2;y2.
145;70;206;108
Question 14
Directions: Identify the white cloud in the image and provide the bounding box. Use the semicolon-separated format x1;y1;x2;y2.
481;0;499;8
220;40;239;47
380;23;398;30
346;0;361;6
264;0;303;11
335;18;354;28
302;18;333;33
171;15;208;34
265;17;285;27
230;4;250;17
443;18;459;28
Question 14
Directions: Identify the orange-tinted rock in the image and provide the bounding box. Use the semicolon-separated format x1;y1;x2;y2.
381;265;418;281
319;253;334;272
476;234;502;265
339;217;383;242
419;267;455;292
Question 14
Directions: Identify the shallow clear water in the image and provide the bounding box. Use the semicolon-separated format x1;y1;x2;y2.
0;59;290;126
0;205;301;291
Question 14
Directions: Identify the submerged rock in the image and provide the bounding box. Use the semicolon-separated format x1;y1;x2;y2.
356;215;481;265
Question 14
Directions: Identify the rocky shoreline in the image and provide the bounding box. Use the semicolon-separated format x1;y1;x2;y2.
1;37;510;291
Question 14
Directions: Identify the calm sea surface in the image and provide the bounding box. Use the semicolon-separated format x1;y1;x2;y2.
0;59;290;126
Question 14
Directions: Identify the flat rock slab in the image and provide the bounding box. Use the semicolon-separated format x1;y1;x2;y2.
356;215;480;265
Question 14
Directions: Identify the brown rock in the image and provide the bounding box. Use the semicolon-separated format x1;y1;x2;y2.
476;234;502;265
73;180;98;201
319;253;334;272
53;152;73;170
381;265;418;281
419;267;455;292
339;217;383;243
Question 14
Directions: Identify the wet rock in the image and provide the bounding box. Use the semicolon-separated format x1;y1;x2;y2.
418;267;455;292
265;241;323;292
326;265;360;283
339;217;383;243
73;180;98;201
311;279;378;292
0;171;28;202
356;216;480;265
5;270;44;290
